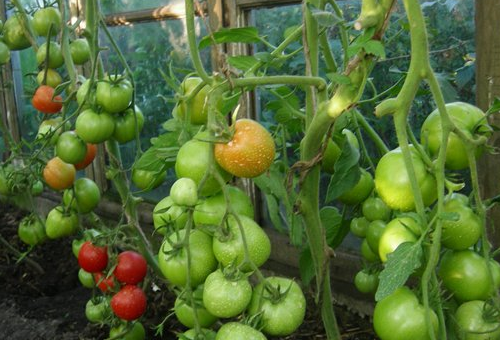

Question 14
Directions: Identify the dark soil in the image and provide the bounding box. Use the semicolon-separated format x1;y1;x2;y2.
0;203;376;340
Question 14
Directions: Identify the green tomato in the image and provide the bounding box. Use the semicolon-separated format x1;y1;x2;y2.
354;270;379;294
362;196;391;222
421;102;491;170
3;14;32;50
31;180;44;196
85;296;109;323
440;194;482;250
96;77;133;113
438;250;498;302
32;7;62;37
375;146;437;212
36;117;66;145
170;177;198;207
349;216;370;238
338;168;374;205
36;41;64;69
45;206;79;239
175;137;232;197
203;269;252;318
63;178;101;213
174;285;218;328
56;131;87;165
18;215;47;246
76;79;96;108
0;41;11;65
193;185;254;227
69;39;90;65
153;196;188;235
213;215;271;271
109;322;145;340
36;68;63;88
215;322;267;340
180;328;217;340
455;300;500;340
78;268;95;288
247;276;306;337
75;108;115;143
378;216;420;262
176;77;212;125
361;238;379;263
158;229;217;287
365;220;386;255
131;168;166;191
373;286;438;340
113;106;144;144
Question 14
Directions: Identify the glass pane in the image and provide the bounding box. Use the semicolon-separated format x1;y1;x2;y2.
100;0;183;15
100;19;210;200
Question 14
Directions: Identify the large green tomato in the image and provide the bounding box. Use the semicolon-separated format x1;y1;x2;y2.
174;285;218;328
177;77;212;125
56;131;87;165
438;250;499;302
3;14;32;50
152;196;188;235
175;137;232;197
18;215;47;246
203;269;252;318
215;322;267;340
32;7;62;37
421;102;491;170
63;178;101;213
0;42;11;65
247;276;306;336
36;41;64;69
113;106;144;144
373;286;438;340
96;77;133;113
440;194;481;250
69;39;90;65
455;300;500;340
193;185;254;227
158;229;217;287
75;109;115;143
378;216;420;262
375;146;437;212
213;215;271;271
45;206;79;239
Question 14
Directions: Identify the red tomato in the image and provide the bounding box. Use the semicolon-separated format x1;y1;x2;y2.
78;241;108;273
114;251;148;285
93;271;116;293
32;85;63;114
74;143;97;170
111;285;147;321
214;119;275;178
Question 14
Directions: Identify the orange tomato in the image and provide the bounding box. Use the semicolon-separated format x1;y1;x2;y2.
74;143;97;170
43;157;76;190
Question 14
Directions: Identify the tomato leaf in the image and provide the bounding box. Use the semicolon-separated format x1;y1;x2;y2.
375;242;423;301
308;4;343;27
264;193;285;233
227;55;260;72
320;206;345;248
363;40;386;59
199;27;262;49
325;141;360;203
486;97;500;115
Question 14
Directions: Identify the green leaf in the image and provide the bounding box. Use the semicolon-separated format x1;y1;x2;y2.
309;6;343;27
264;193;285;233
227;56;259;72
162;118;182;132
320;206;346;248
199;27;262;49
486;97;500;115
299;247;316;286
363;40;386;59
220;90;242;116
253;166;287;199
325;141;360;203
435;73;458;103
455;61;475;89
375;242;423;301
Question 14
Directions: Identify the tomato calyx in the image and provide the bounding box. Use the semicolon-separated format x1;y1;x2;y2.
482;300;500;323
261;280;294;305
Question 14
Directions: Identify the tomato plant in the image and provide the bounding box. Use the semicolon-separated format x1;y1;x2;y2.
378;216;420;262
338;168;374;205
114;251;148;285
111;285;147;321
247;276;306;336
32;85;63;114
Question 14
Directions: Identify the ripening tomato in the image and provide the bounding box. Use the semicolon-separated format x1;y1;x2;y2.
43;157;76;190
74;143;97;170
93;271;116;293
111;285;147;321
214;119;275;178
32;85;63;114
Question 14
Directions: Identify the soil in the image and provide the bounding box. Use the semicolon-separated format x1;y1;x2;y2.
0;203;377;340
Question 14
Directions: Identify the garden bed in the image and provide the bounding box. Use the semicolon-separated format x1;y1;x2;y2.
0;203;376;340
